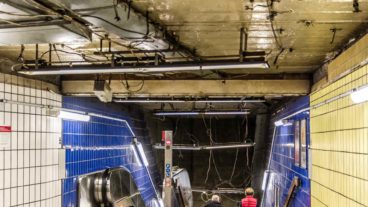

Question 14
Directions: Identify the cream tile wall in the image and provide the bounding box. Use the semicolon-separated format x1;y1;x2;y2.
0;73;62;207
310;64;368;207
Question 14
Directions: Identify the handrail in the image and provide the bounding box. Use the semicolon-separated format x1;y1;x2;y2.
283;176;300;207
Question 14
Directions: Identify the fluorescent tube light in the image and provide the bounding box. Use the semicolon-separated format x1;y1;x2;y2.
114;99;186;103
136;142;149;167
274;120;283;126
351;86;368;103
154;111;249;116
274;119;290;126
17;62;269;75
58;110;90;122
201;62;269;70
262;170;270;191
203;111;250;115
131;145;143;167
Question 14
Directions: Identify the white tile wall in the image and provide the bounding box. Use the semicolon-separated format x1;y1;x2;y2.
0;74;62;207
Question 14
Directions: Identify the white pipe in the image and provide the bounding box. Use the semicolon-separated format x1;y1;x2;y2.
17;62;269;75
153;143;255;150
154;111;249;116
191;188;245;194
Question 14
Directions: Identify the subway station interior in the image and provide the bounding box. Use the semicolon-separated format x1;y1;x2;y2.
0;0;367;207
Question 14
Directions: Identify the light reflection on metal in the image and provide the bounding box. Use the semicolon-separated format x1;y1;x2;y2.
153;143;255;150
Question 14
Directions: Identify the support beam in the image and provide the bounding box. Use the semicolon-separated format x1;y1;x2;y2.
62;79;310;97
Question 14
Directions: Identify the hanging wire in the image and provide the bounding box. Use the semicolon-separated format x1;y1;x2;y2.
120;74;145;93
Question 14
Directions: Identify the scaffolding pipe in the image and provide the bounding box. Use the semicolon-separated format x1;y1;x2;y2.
153;143;255;150
191;188;245;194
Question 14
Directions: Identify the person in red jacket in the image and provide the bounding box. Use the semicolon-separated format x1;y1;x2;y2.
241;187;257;207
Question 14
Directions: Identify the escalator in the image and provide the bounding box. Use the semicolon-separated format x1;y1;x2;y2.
78;168;145;207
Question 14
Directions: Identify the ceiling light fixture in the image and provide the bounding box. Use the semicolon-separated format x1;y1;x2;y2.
58;110;91;122
17;62;269;75
154;111;250;116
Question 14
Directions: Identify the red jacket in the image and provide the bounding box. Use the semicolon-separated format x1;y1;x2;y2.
241;195;257;207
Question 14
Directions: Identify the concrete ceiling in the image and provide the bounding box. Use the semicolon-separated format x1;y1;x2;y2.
131;0;368;73
0;0;366;78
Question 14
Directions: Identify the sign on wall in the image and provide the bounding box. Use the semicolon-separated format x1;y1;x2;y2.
0;126;11;148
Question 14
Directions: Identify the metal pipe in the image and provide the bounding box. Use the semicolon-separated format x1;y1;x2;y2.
93;49;175;55
153;143;255;150
17;61;269;75
191;188;245;194
48;44;52;66
239;27;244;62
35;44;39;69
0;19;67;29
203;143;255;150
154;111;250;116
153;144;202;150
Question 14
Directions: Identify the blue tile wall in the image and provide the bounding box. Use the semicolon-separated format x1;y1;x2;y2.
263;96;311;207
61;97;161;207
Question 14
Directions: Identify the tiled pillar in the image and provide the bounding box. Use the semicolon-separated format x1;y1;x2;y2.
0;73;63;207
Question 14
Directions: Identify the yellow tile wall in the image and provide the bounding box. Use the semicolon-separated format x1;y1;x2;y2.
328;34;368;81
310;64;368;207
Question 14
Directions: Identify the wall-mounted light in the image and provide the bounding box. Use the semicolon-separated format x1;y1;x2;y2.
114;98;265;104
132;139;149;167
351;86;368;103
131;145;143;167
274;119;290;126
154;111;249;116
136;142;149;167
58;110;91;122
274;120;284;126
262;170;271;191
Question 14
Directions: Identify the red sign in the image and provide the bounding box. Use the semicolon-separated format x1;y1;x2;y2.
0;126;11;148
0;126;11;132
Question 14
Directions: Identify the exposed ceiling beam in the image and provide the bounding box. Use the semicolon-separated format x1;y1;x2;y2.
0;19;67;29
62;79;310;97
119;0;198;60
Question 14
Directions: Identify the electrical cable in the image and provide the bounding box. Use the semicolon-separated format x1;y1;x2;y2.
273;48;285;65
204;149;212;184
113;0;121;21
17;44;25;63
52;44;62;62
39;48;100;62
262;0;286;66
120;75;145;93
